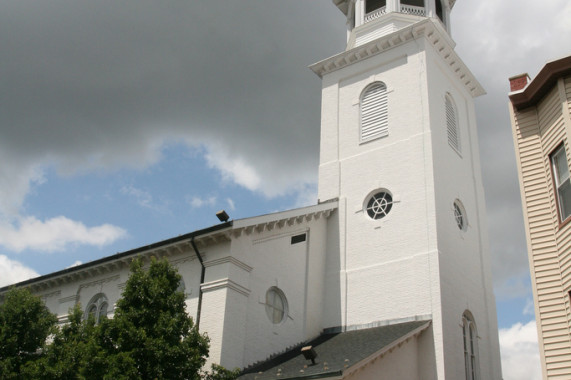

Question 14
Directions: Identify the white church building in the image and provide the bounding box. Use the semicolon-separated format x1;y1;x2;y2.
1;1;502;379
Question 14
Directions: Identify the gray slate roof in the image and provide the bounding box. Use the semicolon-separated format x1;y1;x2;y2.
239;320;430;380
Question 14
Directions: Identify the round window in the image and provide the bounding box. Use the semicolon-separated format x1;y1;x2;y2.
453;200;467;231
365;191;393;220
265;287;288;324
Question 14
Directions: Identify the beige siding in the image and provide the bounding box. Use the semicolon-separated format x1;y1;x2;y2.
511;75;571;378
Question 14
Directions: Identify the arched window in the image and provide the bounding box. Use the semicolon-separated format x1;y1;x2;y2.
462;311;480;380
361;82;389;142
366;0;386;14
445;93;460;152
85;293;108;324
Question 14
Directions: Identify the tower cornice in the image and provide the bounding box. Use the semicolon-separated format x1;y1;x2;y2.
309;17;485;98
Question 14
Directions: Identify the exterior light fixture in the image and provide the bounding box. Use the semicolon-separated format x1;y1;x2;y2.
301;346;318;365
216;210;230;223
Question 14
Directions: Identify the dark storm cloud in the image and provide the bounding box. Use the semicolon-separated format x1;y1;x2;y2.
0;0;345;201
1;0;569;298
453;0;570;294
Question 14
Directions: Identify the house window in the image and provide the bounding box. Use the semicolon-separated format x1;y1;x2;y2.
361;82;388;142
85;293;109;324
365;190;393;220
366;0;386;14
445;93;461;153
551;144;571;222
463;311;479;380
265;287;288;324
454;199;467;231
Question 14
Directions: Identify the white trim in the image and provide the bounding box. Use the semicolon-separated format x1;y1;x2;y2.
310;18;484;98
201;278;251;297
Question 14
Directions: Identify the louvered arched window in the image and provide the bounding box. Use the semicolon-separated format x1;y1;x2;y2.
445;93;460;153
360;82;388;142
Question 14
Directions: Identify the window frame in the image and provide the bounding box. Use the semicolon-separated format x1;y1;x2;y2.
445;93;461;155
453;199;468;231
549;143;571;227
364;190;394;220
462;311;480;380
360;81;389;143
264;287;288;325
84;293;109;324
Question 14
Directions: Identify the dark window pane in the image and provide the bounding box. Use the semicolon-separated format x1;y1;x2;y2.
366;0;386;14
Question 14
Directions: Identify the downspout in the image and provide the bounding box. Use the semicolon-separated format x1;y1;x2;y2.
190;236;205;330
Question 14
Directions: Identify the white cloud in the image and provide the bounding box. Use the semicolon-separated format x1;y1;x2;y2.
0;158;45;219
0;216;126;253
189;196;217;209
66;260;83;269
120;185;168;213
204;144;262;194
499;321;542;380
0;255;39;287
226;198;236;211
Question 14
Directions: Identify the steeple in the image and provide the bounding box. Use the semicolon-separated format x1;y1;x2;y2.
332;0;455;49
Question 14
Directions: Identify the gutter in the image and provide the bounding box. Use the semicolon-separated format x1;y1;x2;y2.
0;221;233;294
190;236;206;330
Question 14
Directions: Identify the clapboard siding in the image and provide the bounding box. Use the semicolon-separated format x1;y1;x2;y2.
511;73;571;377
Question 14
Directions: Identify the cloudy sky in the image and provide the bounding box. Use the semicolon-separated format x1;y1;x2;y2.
1;0;569;378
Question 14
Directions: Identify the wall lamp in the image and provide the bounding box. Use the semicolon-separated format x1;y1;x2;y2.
216;210;230;223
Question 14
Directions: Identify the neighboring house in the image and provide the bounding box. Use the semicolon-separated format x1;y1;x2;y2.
508;55;571;379
0;1;502;379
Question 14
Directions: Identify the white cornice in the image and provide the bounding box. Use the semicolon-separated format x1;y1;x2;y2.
310;18;485;98
231;201;338;237
203;256;253;273
3;203;337;294
201;278;251;297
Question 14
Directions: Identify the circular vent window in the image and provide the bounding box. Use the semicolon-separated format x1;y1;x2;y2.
365;191;393;220
453;200;467;231
265;287;288;324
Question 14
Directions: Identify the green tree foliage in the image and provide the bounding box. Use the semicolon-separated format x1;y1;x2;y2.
23;305;105;380
0;287;57;379
203;364;242;380
102;258;210;379
0;259;239;380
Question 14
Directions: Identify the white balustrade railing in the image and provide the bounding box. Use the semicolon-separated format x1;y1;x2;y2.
364;6;387;22
400;4;426;16
364;4;426;25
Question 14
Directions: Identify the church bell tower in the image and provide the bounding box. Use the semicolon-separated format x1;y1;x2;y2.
311;0;502;378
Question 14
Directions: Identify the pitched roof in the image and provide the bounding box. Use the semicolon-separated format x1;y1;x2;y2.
509;55;571;110
0;201;338;294
239;320;430;380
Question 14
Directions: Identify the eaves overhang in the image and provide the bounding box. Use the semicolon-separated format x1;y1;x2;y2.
0;221;233;294
231;200;338;237
0;202;339;295
509;55;571;111
310;18;485;98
